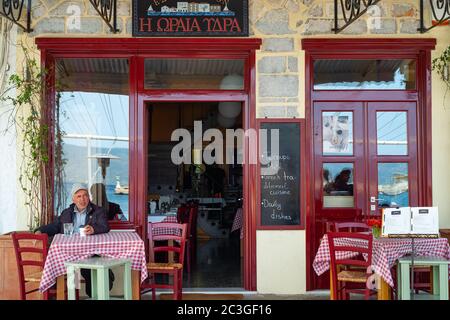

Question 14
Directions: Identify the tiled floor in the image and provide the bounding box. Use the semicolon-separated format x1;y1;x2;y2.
183;234;242;288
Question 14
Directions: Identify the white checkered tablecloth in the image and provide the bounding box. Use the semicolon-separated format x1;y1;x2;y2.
313;235;450;287
231;208;244;239
39;232;148;293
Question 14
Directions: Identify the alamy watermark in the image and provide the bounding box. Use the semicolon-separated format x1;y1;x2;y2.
170;121;281;175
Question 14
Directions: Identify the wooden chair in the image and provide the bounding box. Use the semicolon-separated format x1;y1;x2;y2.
334;222;371;233
142;222;188;300
11;232;50;300
328;232;377;300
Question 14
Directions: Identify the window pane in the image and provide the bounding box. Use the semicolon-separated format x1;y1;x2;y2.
377;163;409;208
377;112;408;155
314;59;416;90
144;58;244;90
322;112;353;156
55;58;129;221
323;163;354;208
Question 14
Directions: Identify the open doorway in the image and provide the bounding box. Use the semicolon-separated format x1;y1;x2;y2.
147;102;244;288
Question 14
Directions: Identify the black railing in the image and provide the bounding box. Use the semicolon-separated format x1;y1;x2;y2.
0;0;32;32
418;0;450;33
332;0;381;33
89;0;119;33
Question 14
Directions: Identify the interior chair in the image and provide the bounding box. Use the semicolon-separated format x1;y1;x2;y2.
327;232;377;300
142;222;188;300
177;203;198;275
11;232;50;300
334;222;371;233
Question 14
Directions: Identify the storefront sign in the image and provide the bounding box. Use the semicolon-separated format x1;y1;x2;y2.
132;0;248;37
259;121;303;228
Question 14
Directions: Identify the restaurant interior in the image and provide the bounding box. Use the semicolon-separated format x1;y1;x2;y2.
147;102;244;289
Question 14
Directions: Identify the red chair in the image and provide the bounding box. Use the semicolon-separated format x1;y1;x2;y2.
327;232;377;300
335;222;371;233
11;232;50;300
142;222;188;300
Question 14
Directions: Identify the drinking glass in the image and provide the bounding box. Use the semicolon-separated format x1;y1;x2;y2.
63;223;74;236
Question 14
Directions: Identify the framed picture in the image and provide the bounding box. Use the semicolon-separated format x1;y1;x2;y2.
322;112;353;156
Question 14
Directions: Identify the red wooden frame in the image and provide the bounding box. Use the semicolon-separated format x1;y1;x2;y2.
302;38;436;291
35;38;261;291
255;118;306;230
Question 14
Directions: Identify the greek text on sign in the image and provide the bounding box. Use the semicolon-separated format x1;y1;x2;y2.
132;0;249;36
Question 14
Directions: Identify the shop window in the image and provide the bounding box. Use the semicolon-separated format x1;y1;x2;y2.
323;163;354;208
144;58;244;90
377;163;409;208
55;58;130;221
314;59;416;90
377;112;408;156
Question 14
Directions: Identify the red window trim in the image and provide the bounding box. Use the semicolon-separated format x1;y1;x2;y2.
36;37;261;291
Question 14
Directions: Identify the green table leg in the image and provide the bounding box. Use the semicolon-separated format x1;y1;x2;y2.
67;266;77;300
399;262;411;300
432;266;440;296
397;263;402;300
123;263;132;300
91;269;98;300
438;265;449;300
97;268;110;300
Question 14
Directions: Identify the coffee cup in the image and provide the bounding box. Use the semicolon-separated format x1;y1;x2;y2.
79;226;87;237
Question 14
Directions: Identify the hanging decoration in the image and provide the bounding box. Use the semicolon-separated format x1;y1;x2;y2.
217;113;236;128
220;74;244;90
218;101;241;118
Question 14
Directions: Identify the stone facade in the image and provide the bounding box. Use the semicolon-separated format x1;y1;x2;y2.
24;0;438;120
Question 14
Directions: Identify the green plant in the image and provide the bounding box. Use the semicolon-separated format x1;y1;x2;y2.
0;44;65;230
432;45;450;102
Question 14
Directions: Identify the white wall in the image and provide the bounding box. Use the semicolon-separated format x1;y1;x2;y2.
0;25;17;234
257;230;306;294
431;27;450;229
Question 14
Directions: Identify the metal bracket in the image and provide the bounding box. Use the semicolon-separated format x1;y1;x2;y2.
332;0;381;34
418;0;450;33
0;0;32;33
89;0;119;33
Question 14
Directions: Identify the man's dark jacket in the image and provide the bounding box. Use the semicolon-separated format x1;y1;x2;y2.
38;202;110;237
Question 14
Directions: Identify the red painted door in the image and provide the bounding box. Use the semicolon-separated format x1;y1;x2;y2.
312;101;418;289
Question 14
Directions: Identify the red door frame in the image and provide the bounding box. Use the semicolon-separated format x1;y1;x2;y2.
302;38;436;291
36;38;261;291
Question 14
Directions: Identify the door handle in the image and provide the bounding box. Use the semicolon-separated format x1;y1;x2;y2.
370;196;382;203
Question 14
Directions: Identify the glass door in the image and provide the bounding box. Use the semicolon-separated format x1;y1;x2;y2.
313;102;366;236
313;101;419;289
367;102;418;216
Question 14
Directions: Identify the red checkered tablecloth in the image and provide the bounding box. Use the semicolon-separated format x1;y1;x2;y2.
148;216;179;237
39;232;147;292
231;208;244;239
313;235;450;287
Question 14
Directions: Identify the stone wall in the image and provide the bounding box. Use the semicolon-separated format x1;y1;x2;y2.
26;1;442;120
26;0;442;119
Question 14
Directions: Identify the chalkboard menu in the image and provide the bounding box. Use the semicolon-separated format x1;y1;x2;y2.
260;122;301;227
132;0;249;37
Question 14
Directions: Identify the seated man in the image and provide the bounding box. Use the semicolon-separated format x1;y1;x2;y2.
36;183;114;298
